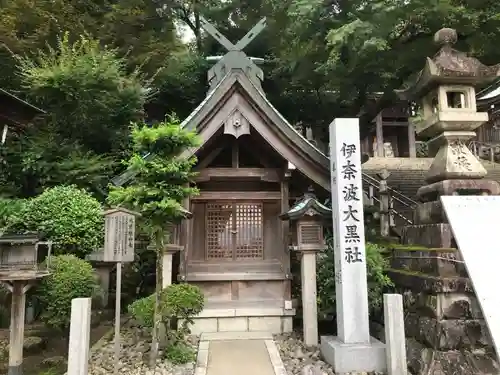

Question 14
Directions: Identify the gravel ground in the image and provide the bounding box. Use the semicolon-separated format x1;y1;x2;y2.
89;319;198;375
274;332;386;375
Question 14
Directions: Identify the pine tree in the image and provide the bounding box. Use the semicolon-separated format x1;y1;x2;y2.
107;117;199;367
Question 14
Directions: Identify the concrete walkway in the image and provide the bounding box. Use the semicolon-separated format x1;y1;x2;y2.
195;332;287;375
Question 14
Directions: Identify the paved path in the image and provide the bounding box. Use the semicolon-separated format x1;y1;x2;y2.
195;332;287;375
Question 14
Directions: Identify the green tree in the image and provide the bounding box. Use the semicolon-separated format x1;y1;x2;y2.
1;33;151;197
274;0;500;134
107;117;199;367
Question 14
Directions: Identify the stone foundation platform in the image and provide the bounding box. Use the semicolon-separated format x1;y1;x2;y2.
380;246;499;374
188;301;295;335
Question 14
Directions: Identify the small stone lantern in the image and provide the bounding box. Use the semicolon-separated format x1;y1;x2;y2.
162;207;193;287
280;187;331;346
0;233;52;280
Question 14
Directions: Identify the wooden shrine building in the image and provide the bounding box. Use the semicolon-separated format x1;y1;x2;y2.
114;18;334;334
0;88;44;141
168;18;334;334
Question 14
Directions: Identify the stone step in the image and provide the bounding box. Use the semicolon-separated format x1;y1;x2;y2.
200;331;273;341
387;269;472;293
189;300;294;335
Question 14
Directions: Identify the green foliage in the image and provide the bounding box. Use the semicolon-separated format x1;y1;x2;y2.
0;198;26;231
164;342;196;365
128;293;155;328
7;185;103;257
317;234;393;318
36;255;100;331
17;32;149;155
120;243;157;303
107;117;199;228
2;131;116;197
160;283;205;337
128;284;205;333
365;242;394;310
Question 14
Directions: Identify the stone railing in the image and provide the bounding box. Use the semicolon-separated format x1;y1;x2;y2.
362;172;417;236
468;140;500;163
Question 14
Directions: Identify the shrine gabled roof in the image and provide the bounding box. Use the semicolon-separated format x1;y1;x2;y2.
181;71;329;165
112;70;332;190
0;88;45;126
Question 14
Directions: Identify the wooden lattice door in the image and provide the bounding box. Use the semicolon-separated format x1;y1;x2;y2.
206;202;264;261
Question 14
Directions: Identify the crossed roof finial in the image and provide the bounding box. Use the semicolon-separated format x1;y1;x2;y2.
200;16;267;52
200;16;267;92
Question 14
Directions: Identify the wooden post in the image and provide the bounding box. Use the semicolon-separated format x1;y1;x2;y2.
114;262;122;375
375;112;384;157
178;194;190;282
8;281;29;375
281;162;294;301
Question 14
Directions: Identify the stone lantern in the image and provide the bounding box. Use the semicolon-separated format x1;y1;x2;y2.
396;27;500;247
162;207;193;287
0;232;52;375
280;187;331;346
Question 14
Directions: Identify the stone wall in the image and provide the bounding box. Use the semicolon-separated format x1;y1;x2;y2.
371;246;498;375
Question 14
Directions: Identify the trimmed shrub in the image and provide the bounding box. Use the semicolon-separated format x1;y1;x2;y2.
317;234;393;318
36;255;100;330
7;185;103;257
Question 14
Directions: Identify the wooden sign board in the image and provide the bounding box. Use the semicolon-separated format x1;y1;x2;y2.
103;208;139;263
441;195;500;358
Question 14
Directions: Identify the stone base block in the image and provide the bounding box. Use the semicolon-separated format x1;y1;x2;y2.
189;316;293;335
389;247;465;277
401;223;454;248
406;337;499;375
320;336;386;374
8;365;22;375
417;179;500;202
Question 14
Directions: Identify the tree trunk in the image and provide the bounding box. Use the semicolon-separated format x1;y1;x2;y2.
149;229;164;368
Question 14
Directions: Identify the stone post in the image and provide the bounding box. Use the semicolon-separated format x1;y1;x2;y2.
299;249;319;347
383;294;407;375
8;281;29;375
378;169;391;237
321;118;386;373
95;265;111;307
67;298;92;375
162;247;178;288
391;27;500;374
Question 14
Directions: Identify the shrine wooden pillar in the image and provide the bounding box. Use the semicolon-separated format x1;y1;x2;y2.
281;161;294;299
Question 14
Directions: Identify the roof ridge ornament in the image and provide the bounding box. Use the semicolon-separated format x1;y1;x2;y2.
199;16;267;92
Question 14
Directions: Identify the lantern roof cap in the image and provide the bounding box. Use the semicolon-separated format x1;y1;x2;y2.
0;231;44;244
396;27;500;100
103;207;142;217
279;186;331;221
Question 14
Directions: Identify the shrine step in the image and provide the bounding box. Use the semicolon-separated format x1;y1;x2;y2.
188;300;295;335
